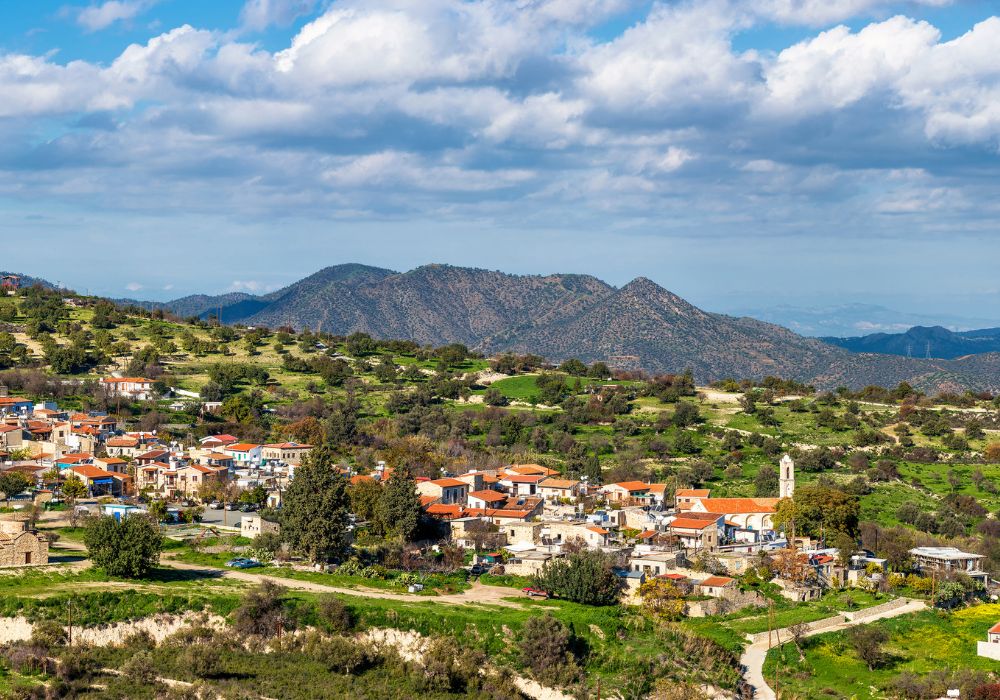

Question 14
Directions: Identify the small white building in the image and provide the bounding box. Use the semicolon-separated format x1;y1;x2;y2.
241;515;280;540
101;377;155;401
978;621;1000;661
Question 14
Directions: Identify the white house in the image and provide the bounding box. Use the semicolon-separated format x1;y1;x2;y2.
224;443;263;466
101;377;155;401
416;478;469;505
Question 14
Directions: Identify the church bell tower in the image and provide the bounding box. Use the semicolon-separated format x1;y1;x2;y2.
779;454;795;499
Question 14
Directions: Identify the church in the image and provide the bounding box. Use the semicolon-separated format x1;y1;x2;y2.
676;454;795;535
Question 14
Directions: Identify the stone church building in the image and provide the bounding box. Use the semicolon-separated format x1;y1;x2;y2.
0;515;49;567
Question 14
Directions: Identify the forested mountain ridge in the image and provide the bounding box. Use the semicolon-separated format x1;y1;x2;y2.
119;263;1000;391
823;325;1000;359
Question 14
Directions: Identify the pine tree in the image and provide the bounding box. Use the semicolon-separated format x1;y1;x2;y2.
281;446;351;564
377;470;422;542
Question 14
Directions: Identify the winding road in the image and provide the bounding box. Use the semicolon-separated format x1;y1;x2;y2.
740;598;927;699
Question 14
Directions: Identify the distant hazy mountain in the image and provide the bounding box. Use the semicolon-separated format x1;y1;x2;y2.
121;263;1000;392
731;302;1000;338
823;325;1000;360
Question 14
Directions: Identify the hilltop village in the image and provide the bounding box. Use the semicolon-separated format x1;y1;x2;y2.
3;285;1000;699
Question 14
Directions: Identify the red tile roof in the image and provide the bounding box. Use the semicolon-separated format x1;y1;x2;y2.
503;474;546;484
687;498;779;514
430;478;468;488
669;518;718;531
699;576;734;588
675;489;711;497
606;481;650;492
469;489;507;503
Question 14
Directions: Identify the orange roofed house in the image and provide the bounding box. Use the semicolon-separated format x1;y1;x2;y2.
416;478;469;505
601;481;668;506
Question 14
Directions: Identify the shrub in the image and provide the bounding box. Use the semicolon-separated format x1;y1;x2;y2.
121;651;158;685
301;632;374;674
232;581;291;638
316;595;354;633
518;614;580;687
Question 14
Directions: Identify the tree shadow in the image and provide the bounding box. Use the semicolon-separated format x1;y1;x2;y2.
143;567;225;583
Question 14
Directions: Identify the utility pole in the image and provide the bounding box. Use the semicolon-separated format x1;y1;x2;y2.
67;598;73;647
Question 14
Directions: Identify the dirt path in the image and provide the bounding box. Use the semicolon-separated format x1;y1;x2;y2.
740;598;926;699
33;537;525;607
159;556;523;607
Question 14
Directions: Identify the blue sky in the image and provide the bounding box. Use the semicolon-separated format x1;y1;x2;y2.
3;0;1000;323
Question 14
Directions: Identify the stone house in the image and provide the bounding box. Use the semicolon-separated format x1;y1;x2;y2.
0;516;49;567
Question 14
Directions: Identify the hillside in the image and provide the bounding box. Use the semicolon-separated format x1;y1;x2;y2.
127;264;1000;392
823;325;1000;359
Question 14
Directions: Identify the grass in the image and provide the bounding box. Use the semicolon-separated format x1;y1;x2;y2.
681;589;892;647
762;604;1000;699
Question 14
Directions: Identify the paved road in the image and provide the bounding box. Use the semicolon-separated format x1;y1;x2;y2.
740;598;927;699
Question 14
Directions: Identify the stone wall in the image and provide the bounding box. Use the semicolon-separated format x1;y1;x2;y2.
841;597;910;622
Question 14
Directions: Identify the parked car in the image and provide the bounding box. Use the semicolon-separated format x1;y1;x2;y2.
208;502;222;510
224;503;238;511
240;503;256;512
469;563;487;576
521;587;549;598
225;558;261;569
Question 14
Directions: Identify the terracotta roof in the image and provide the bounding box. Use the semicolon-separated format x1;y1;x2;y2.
430;478;468;488
201;434;238;443
507;464;558;476
350;475;376;485
675;489;710;497
699;576;734;588
419;495;438;506
503;474;546;484
606;481;650;492
586;526;609;535
989;621;1000;634
68;465;118;479
689;498;778;514
469;489;507;503
96;457;126;464
636;529;659;539
184;464;216;474
425;503;464;518
263;442;312;449
102;377;152;383
225;443;262;452
106;437;139;447
0;425;21;433
660;573;688;581
670;517;718;531
538;478;579;489
205;453;233;460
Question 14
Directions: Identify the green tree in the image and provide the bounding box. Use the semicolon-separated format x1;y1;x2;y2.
774;484;860;540
0;471;29;505
377;470;422;542
60;475;88;503
347;478;383;523
754;465;779;497
281;447;352;564
536;550;620;605
84;514;163;578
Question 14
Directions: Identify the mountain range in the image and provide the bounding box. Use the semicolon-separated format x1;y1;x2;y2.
823;325;1000;360
729;302;1000;338
115;263;1000;393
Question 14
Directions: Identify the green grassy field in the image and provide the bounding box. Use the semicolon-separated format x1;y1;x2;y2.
763;604;1000;699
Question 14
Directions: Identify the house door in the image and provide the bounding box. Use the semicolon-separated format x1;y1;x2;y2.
24;552;31;565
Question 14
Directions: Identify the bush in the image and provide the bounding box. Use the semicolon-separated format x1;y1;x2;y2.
518;614;580;687
121;650;158;685
301;632;374;674
232;581;291;638
317;595;354;633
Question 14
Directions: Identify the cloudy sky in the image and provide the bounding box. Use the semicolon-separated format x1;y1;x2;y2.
2;0;1000;320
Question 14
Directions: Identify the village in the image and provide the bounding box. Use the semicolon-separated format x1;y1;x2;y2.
4;382;999;667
